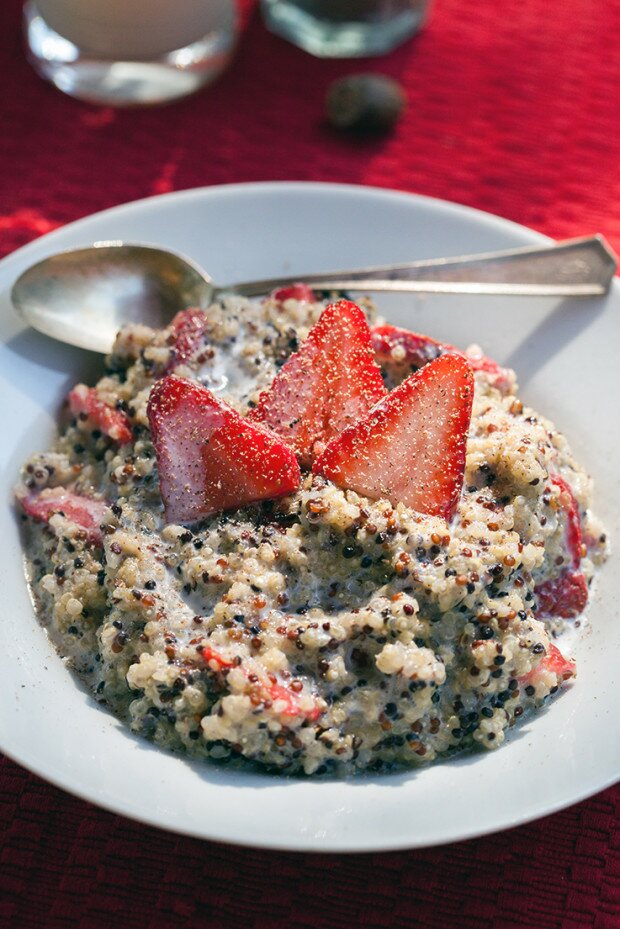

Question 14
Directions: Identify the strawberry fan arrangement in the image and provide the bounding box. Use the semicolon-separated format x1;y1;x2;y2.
147;299;475;525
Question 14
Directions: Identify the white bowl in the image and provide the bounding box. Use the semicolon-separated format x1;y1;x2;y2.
1;182;618;852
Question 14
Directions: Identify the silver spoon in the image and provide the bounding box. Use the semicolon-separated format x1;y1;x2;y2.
11;235;617;354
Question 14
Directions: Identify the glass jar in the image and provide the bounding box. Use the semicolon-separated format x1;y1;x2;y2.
261;0;431;58
24;0;238;106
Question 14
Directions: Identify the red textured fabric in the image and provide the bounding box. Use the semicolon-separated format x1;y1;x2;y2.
1;0;619;925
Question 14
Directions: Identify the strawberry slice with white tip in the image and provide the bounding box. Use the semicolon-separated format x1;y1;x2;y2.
249;300;386;467
147;376;301;525
313;353;474;521
19;487;109;544
68;385;132;444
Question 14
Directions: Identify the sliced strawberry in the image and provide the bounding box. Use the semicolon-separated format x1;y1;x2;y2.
68;385;132;445
314;353;474;521
549;474;583;569
370;324;510;390
249;300;386;467
370;325;444;370
201;645;322;721
164;307;209;373
268;283;317;304
519;642;576;687
147;375;301;525
535;569;588;619
19;487;109;544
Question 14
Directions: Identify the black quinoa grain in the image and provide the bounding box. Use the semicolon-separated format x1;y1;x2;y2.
478;625;494;640
360;555;373;568
144;579;156;590
532;642;545;654
494;655;506;666
525;685;536;696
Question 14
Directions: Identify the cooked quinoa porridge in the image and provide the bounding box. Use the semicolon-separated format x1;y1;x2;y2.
16;287;608;775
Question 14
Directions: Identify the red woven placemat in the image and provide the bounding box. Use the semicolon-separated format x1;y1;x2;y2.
1;0;619;926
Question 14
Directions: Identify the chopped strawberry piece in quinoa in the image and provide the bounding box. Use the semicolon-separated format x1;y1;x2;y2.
147;375;301;525
314;353;474;521
68;385;132;444
249;300;386;467
264;680;323;722
201;645;322;721
370;325;445;370
164;307;210;374
532;476;588;619
519;641;576;687
268;283;317;304
535;569;588;619
202;645;234;670
370;324;511;390
19;487;109;545
549;474;583;569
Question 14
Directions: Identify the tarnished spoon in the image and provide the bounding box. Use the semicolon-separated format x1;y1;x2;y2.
11;235;617;354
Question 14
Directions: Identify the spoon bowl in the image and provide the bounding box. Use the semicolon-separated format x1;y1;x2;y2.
12;244;215;353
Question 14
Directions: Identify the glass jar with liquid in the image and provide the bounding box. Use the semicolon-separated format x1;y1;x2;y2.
24;0;238;105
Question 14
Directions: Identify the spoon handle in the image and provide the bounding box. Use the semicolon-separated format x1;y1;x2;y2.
228;235;618;298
